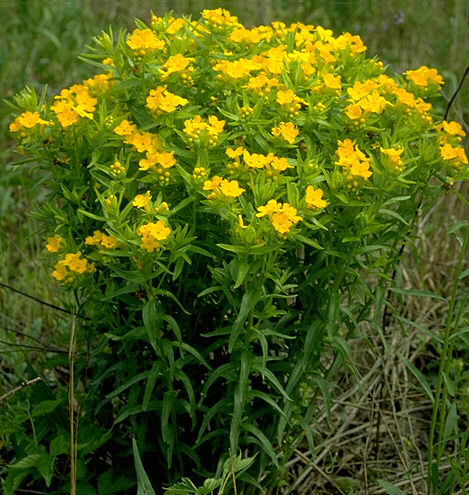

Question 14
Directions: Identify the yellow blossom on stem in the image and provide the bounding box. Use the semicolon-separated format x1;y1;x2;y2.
219;179;245;198
133;191;152;209
9;111;52;132
345;104;362;120
203;176;244;198
380;147;404;171
126;28;165;54
405;66;444;88
256;200;302;234
322;73;341;90
110;160;125;176
305;186;327;209
202;8;238;28
138;221;171;252
335;139;372;180
441;121;465;137
440;143;468;168
161;54;194;79
271;122;299;144
52;252;94;282
114;119;136;136
146;86;188;114
85;231;119;249
45;234;64;253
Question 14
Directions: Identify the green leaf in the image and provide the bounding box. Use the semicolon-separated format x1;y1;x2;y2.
164;477;198;494
9;453;42;470
233;261;250;289
50;433;69;456
142;362;161;411
458;266;469;280
398;353;434;402
442;402;457;450
378;208;409;225
243;423;279;467
229;289;260;351
294;234;323;250
161;390;175;467
389;287;446;301
36;454;54;487
230;351;252;453
377;480;407;495
143;300;160;350
132;438;156;495
442;372;456;397
32;399;62;417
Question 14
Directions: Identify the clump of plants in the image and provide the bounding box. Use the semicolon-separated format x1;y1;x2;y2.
5;8;468;494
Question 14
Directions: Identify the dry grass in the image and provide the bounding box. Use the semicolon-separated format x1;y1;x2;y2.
281;195;469;493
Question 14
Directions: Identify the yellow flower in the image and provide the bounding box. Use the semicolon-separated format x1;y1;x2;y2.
380;147;404;170
85;230;104;246
276;89;297;105
441;121;466;137
226;147;244;159
271;122;299;144
243;150;270;169
440;143;468;168
345;104;362;120
110;160;125;176
139;151;175;172
257;201;301;234
100;235;119;249
114;120;136;136
133;191;152;208
305;186;327;209
335;139;372;179
405;66;444;88
256;199;283;218
163;53;192;72
45;234;63;253
322;73;341;90
126;28;165;54
51;84;96;127
203;176;244;198
219;179;245;198
245;73;279;94
270;156;290;172
202;8;238;27
138;221;171;252
359;93;388;114
53;252;94;281
350;161;372;179
203;176;224;192
10;111;51;132
146;86;188;114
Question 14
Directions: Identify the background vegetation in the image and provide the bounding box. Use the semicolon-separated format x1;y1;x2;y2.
1;1;468;493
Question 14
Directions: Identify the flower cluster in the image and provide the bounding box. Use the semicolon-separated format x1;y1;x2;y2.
183;115;225;147
335;139;372;180
126;28;165;55
203;176;245;199
405;65;444;88
138;221;171;252
257;200;302;234
85;230;120;250
9;111;51;133
146;85;189;114
7;8;467;288
52;252;95;282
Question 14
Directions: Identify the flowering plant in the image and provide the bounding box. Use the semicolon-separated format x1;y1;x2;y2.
7;8;468;493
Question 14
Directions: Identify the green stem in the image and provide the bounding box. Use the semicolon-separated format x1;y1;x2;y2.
427;226;469;494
